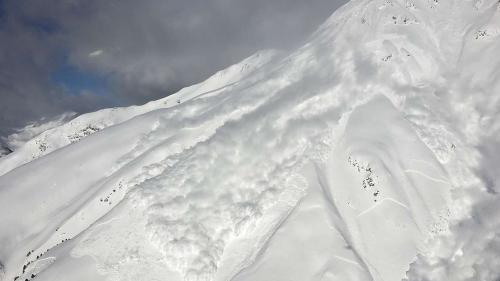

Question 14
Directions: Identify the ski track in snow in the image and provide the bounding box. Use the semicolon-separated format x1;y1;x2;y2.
357;197;410;218
403;169;451;185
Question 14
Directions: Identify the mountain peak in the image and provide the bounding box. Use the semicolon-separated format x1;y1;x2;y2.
1;1;499;281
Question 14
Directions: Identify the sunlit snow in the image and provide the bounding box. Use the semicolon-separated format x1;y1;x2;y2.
1;0;499;281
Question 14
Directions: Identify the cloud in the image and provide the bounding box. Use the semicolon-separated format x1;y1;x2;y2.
0;0;346;146
0;0;112;142
88;49;103;57
58;0;346;102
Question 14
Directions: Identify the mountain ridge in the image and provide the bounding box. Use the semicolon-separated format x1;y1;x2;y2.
1;0;499;280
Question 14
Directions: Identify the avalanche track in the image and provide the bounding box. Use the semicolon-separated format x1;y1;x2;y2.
0;0;499;281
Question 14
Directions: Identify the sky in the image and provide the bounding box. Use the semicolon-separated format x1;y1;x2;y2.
0;0;346;145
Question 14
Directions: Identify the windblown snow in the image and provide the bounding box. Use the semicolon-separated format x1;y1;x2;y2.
1;0;499;281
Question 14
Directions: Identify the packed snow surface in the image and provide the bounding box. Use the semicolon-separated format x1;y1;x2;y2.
1;0;500;281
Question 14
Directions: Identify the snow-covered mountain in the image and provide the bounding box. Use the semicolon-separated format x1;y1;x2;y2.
1;0;499;281
0;50;279;177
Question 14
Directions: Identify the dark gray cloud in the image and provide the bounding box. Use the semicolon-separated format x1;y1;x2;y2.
0;0;112;141
0;0;346;145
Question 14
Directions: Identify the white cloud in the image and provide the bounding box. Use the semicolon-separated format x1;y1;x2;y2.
88;49;103;57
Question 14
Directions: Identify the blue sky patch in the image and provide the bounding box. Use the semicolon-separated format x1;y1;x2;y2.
52;62;108;96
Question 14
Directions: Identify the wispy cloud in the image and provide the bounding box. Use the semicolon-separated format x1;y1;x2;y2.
88;49;103;57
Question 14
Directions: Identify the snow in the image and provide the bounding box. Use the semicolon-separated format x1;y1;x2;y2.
2;112;76;151
0;49;279;177
1;0;500;281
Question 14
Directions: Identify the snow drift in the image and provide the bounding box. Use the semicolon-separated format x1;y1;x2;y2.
0;0;499;281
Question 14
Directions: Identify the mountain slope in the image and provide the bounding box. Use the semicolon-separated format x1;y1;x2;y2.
1;0;499;281
0;50;279;177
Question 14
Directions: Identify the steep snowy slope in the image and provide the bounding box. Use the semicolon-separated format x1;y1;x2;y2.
1;0;499;281
0;50;279;177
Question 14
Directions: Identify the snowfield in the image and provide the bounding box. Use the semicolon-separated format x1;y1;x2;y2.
1;0;500;281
